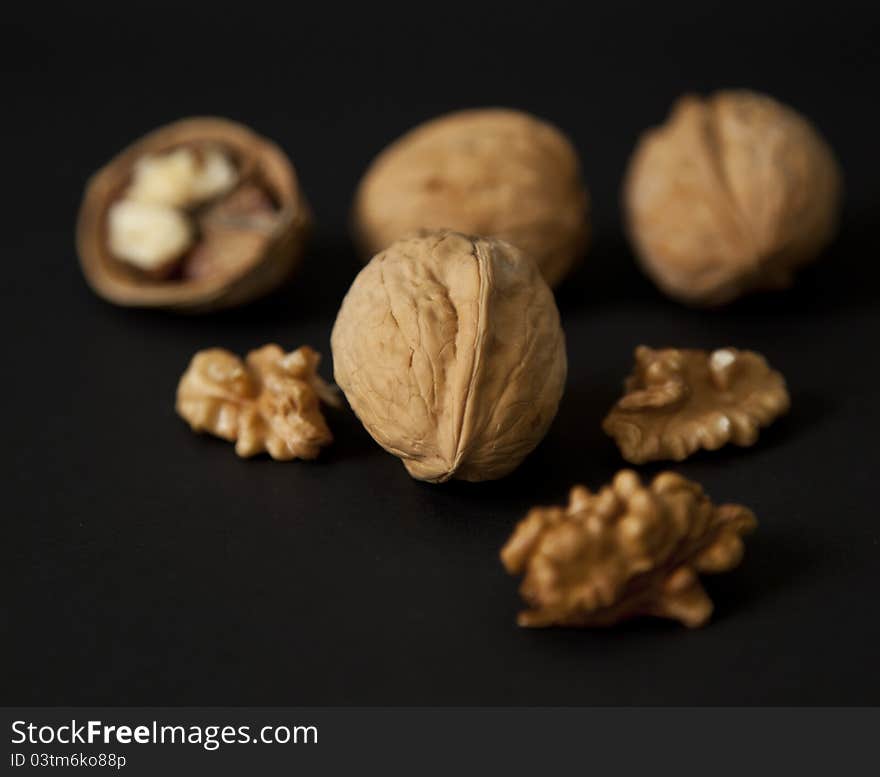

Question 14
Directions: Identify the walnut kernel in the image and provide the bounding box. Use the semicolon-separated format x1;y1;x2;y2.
107;199;192;276
501;470;757;628
176;344;338;460
108;144;243;278
126;145;238;208
603;346;790;463
331;231;567;482
624;90;842;305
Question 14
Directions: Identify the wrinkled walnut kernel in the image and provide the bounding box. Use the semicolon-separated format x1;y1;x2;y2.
176;344;338;460
107;199;193;276
126;145;238;209
108;144;241;275
603;346;790;463
501;470;756;628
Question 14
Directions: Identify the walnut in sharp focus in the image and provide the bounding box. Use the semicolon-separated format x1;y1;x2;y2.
624;90;842;306
353;108;590;287
603;346;790;463
176;344;338;460
331;231;567;482
501;470;757;628
77;117;311;312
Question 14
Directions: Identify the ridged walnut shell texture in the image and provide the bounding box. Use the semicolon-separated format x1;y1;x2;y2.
331;231;567;482
352;109;590;288
77;117;311;313
624;91;842;306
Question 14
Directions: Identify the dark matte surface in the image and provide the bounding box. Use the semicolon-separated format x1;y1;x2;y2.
4;1;879;705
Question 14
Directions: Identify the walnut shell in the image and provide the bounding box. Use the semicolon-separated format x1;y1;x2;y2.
352;108;590;287
624;91;842;306
77;117;311;312
331;231;567;482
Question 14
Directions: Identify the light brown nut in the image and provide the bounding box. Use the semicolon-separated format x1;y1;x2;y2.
330;231;567;482
176;344;338;460
603;346;790;463
352;108;590;287
624;90;842;306
500;470;757;628
77;117;312;313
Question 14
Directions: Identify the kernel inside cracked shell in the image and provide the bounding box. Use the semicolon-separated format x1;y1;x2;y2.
77;117;311;312
107;143;281;284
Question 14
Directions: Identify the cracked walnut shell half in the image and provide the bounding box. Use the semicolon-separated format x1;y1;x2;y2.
501;470;757;628
624;90;842;306
603;346;790;463
331;231;567;482
352;108;590;287
77;117;311;312
176;344;338;460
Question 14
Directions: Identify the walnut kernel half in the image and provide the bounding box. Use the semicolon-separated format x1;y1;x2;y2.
176;344;338;460
603;346;790;463
126;145;238;208
107;200;193;276
501;470;757;628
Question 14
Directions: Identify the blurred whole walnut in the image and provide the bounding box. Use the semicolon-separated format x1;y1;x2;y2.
331;231;567;482
624;90;842;306
352;108;590;287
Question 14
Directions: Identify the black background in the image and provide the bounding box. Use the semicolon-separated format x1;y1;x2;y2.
4;1;879;705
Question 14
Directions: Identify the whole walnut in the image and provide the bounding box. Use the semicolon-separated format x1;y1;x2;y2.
331;231;567;482
352;108;590;288
624;90;842;306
